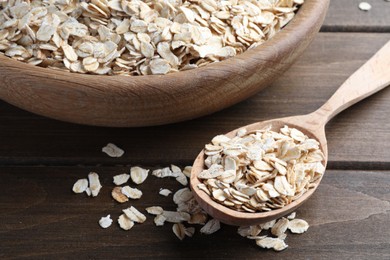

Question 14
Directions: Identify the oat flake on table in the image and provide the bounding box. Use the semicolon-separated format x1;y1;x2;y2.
102;143;124;157
71;164;311;251
0;0;304;76
358;2;372;11
99;214;113;228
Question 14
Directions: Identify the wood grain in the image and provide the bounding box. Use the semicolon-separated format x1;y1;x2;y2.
0;3;389;259
0;33;389;168
323;0;390;32
0;0;329;127
0;166;388;259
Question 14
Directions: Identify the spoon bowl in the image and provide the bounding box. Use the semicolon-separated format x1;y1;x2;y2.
190;40;390;226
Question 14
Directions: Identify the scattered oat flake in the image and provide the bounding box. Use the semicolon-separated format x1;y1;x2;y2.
113;173;130;185
288;219;309;234
85;187;92;196
183;166;192;178
102;143;124;158
359;2;372;11
130;166;149;184
185;227;196;237
200;219;220;235
171;165;188;186
121;186;142;199
173;188;193;205
237;225;262;237
118;214;134;231
278;233;287;240
172;223;186;240
176;172;188;186
159;188;172;197
162;211;191;223
146;206;164;215
154;214;167;226
88;172;102;197
152;167;178;178
99;215;113;229
271;218;289;237
256;237;288;251
112;187;129;203
123;206;146;223
287;212;296;220
72;179;88;193
260;220;276;230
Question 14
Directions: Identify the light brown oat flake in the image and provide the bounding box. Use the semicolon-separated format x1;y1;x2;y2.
112;187;129;203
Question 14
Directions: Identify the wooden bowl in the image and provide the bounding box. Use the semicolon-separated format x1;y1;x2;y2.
0;0;329;127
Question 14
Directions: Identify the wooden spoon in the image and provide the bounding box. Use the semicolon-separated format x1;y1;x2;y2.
190;40;390;226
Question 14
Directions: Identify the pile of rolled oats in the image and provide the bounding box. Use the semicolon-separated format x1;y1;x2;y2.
197;125;325;212
0;0;303;76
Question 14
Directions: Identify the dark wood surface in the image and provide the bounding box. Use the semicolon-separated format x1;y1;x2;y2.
0;167;388;259
0;0;389;259
323;0;390;32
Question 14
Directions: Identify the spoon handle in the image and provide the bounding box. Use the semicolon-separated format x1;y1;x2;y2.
311;40;390;126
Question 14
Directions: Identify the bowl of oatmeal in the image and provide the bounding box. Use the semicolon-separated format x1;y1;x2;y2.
0;0;329;127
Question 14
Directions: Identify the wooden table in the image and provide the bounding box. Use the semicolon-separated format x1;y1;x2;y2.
1;1;389;259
